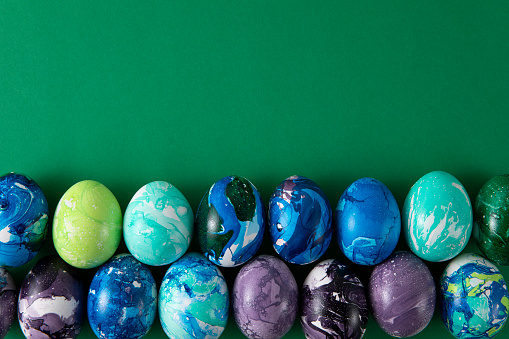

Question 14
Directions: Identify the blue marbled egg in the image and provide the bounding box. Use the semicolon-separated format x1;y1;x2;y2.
159;252;229;339
124;181;193;266
268;175;332;265
195;176;265;267
88;254;157;339
336;177;401;266
0;172;48;267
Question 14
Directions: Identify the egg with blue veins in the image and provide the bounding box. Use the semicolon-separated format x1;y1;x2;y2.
268;175;332;265
87;254;157;339
336;177;401;266
124;181;193;266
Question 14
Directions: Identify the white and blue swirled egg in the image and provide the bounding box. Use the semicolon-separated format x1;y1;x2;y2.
268;175;332;265
336;177;401;266
87;254;157;339
124;181;193;266
159;252;229;339
0;172;48;268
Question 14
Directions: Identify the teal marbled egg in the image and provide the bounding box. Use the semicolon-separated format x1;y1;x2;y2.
123;181;193;266
473;175;509;266
403;171;472;262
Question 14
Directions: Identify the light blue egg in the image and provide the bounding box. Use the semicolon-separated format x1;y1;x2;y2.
159;252;229;339
403;171;472;262
124;181;193;266
336;177;401;266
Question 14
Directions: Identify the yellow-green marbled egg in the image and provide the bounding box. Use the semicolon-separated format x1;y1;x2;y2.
53;180;122;269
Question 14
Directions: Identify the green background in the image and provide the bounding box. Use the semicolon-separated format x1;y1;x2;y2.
1;1;509;338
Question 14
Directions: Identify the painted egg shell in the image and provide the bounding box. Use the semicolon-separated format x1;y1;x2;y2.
473;175;509;266
368;251;436;338
403;171;473;262
336;177;401;266
0;172;48;267
0;267;16;339
301;259;368;339
159;252;229;339
233;254;298;339
439;253;509;339
88;254;157;339
18;255;85;339
268;175;332;265
53;180;122;269
124;181;193;266
195;176;265;267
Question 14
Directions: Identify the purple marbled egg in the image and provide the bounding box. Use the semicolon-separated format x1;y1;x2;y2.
368;251;436;338
18;255;85;339
233;255;298;339
301;259;368;339
0;267;16;339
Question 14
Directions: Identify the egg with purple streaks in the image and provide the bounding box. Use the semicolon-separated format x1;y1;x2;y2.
233;255;298;339
0;267;16;339
18;255;85;339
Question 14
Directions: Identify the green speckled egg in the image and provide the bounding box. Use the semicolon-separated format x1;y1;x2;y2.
474;175;509;266
53;180;122;269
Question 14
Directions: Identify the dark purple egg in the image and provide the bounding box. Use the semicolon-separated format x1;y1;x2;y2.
368;251;436;338
18;255;85;339
301;259;368;339
233;255;298;339
0;267;16;339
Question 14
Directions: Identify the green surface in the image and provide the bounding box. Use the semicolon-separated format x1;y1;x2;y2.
1;1;508;338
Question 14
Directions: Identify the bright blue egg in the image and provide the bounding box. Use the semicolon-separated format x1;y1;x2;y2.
268;175;332;265
336;177;401;266
88;254;157;339
0;172;48;267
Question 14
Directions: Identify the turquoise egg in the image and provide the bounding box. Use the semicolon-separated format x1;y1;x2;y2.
159;252;229;339
403;171;472;262
123;181;193;266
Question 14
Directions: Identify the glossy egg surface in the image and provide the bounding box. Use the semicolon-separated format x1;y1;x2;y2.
159;252;229;339
439;253;508;339
269;175;332;265
473;175;509;266
336;177;400;266
301;259;368;339
403;171;472;262
0;267;16;339
369;251;436;338
87;254;157;339
53;180;122;269
196;176;265;267
18;255;85;339
233;254;298;339
0;172;48;267
124;181;193;266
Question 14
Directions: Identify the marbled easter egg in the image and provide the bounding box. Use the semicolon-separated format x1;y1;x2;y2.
473;175;509;266
439;253;509;339
18;255;85;339
233;255;298;339
124;181;193;266
269;175;332;265
368;251;436;338
0;267;16;339
403;171;472;262
196;176;265;267
301;259;368;339
0;172;48;267
87;254;157;339
336;177;401;266
53;180;122;269
159;252;229;339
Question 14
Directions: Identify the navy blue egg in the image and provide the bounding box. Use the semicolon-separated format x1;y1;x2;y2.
0;172;49;267
335;177;401;266
88;254;157;339
268;175;332;265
